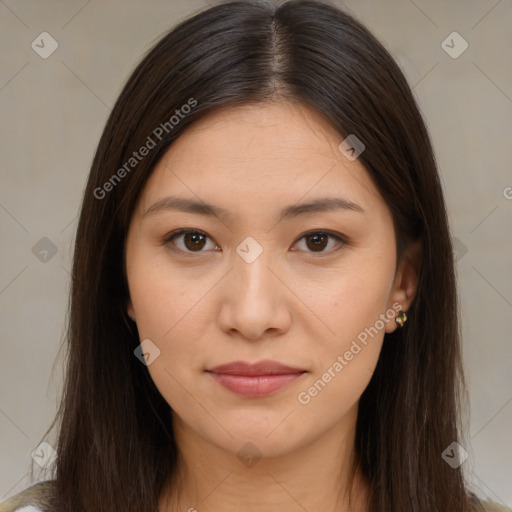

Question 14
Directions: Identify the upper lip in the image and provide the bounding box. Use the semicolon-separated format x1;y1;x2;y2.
207;360;306;376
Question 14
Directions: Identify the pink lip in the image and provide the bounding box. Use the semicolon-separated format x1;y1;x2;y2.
206;360;307;398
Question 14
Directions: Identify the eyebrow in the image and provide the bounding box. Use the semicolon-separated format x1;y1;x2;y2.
143;195;365;221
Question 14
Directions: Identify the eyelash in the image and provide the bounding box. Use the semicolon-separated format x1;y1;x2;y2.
162;228;347;257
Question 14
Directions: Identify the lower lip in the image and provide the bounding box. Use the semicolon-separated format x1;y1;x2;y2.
208;372;305;397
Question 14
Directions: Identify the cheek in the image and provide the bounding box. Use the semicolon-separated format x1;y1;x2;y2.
297;253;393;395
295;274;390;415
309;255;394;342
128;265;211;411
127;257;222;387
128;254;208;337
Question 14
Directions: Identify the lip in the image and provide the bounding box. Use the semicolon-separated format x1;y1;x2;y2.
206;360;307;398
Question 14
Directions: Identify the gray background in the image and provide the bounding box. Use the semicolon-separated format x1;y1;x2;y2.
1;0;511;506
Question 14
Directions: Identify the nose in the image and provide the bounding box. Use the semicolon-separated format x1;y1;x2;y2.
217;249;292;341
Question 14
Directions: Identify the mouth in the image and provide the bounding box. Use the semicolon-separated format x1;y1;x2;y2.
206;360;307;398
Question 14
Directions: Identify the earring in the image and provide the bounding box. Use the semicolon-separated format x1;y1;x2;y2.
395;310;408;327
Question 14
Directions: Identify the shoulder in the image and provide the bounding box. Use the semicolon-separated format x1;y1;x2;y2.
0;481;55;512
478;500;512;512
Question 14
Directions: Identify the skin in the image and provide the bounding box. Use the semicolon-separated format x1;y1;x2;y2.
125;101;422;512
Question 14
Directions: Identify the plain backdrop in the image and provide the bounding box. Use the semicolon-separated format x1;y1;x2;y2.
1;0;511;506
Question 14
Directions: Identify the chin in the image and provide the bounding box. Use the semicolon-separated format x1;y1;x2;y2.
203;414;315;460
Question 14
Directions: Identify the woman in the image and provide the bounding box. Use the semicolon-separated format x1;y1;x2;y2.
1;1;509;511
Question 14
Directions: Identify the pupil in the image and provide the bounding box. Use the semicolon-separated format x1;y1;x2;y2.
185;232;206;251
308;233;327;252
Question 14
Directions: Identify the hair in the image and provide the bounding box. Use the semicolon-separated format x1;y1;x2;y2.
32;0;490;511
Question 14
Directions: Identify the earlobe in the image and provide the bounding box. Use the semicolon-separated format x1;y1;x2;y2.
127;301;136;322
385;238;423;333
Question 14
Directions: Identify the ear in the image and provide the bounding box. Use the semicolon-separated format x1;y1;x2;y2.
385;238;422;334
127;300;136;322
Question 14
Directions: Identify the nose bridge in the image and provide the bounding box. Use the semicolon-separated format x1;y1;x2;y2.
233;239;276;298
216;237;291;339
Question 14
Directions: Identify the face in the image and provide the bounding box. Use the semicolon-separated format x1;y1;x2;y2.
125;101;419;459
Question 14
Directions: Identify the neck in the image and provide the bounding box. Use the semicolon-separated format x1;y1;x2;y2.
159;404;370;512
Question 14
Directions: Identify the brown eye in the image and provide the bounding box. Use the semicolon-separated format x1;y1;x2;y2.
305;233;329;252
164;229;345;256
164;229;217;254
294;231;346;254
183;231;206;251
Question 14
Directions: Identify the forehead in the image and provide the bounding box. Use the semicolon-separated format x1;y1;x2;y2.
137;101;386;217
170;101;347;165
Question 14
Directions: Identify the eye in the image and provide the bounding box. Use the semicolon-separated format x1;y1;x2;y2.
163;229;346;256
292;230;346;254
164;229;219;254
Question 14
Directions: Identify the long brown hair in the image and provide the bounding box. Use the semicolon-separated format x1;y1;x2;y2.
33;1;488;510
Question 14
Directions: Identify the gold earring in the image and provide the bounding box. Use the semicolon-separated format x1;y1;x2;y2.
395;310;408;327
